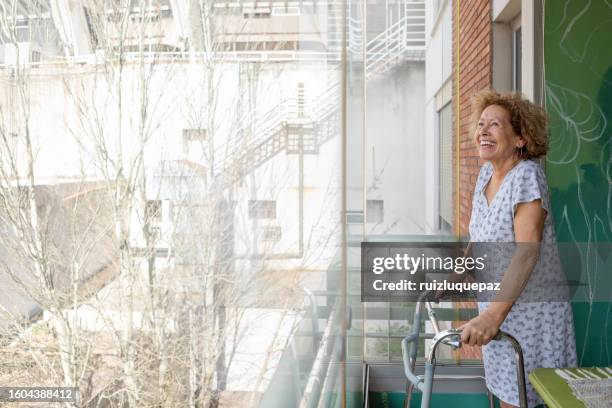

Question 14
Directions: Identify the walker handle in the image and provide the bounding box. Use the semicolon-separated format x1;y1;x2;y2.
426;329;528;408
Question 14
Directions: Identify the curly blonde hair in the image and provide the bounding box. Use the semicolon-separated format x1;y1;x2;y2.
471;90;549;159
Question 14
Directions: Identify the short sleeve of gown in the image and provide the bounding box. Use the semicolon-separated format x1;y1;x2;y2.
511;161;550;218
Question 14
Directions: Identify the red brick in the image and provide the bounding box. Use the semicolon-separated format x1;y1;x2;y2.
452;0;492;235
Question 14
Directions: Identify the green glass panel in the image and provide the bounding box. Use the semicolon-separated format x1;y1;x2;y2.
544;1;612;366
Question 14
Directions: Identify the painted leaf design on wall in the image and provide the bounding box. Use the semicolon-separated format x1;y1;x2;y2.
545;82;607;164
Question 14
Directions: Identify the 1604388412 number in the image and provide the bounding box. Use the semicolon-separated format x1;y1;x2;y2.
0;387;78;403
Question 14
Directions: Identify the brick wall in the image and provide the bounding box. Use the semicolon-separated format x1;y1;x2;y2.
450;0;494;362
452;0;493;235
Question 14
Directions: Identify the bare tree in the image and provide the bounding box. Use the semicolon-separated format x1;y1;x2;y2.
0;1;109;399
0;1;341;407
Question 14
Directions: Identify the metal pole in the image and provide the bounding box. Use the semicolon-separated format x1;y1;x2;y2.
496;332;528;408
403;291;529;408
423;329;528;408
420;363;434;408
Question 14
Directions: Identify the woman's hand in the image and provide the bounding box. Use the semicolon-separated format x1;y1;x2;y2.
458;310;503;346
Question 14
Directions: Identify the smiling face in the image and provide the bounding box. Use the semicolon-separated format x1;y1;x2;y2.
474;104;525;164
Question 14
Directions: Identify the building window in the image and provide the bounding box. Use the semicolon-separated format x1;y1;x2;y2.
149;226;162;241
146;200;162;222
129;7;163;22
261;226;282;242
271;6;300;16
243;9;271;18
366;200;384;223
15;19;29;42
248;200;276;219
183;128;207;141
346;210;364;224
182;128;207;157
438;103;453;231
512;27;522;92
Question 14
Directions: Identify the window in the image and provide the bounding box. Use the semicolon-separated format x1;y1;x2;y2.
129;7;163;22
182;128;207;157
149;226;162;241
146;200;162;222
243;9;271;18
248;200;276;219
366;200;384;223
438;103;452;231
182;129;207;141
512;27;522;91
160;7;172;18
271;6;300;16
15;19;29;42
261;226;282;242
346;210;364;224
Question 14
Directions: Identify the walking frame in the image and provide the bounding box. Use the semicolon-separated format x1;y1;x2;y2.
401;290;528;408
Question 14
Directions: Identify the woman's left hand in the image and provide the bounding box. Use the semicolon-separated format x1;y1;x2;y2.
458;311;502;346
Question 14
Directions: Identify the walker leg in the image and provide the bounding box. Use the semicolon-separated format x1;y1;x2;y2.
404;382;414;408
420;362;435;408
487;390;494;408
496;332;528;408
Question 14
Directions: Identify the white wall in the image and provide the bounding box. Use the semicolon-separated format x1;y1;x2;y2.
363;61;426;236
0;60;340;277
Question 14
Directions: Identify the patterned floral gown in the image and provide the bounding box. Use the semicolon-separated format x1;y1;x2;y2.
469;159;577;407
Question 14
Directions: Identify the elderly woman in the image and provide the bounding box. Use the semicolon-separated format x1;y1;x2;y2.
459;91;577;408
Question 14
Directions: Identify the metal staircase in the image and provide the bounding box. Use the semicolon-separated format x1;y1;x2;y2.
328;0;425;73
326;1;364;57
211;0;425;188
212;80;340;189
365;2;426;77
311;83;341;146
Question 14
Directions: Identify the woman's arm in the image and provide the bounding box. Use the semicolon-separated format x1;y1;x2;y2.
459;200;546;346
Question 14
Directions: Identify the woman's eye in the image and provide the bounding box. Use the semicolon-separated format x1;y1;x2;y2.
478;122;484;127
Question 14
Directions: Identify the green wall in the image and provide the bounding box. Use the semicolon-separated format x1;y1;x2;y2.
544;1;612;366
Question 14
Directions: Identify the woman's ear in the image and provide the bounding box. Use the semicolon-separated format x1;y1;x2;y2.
516;136;526;148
